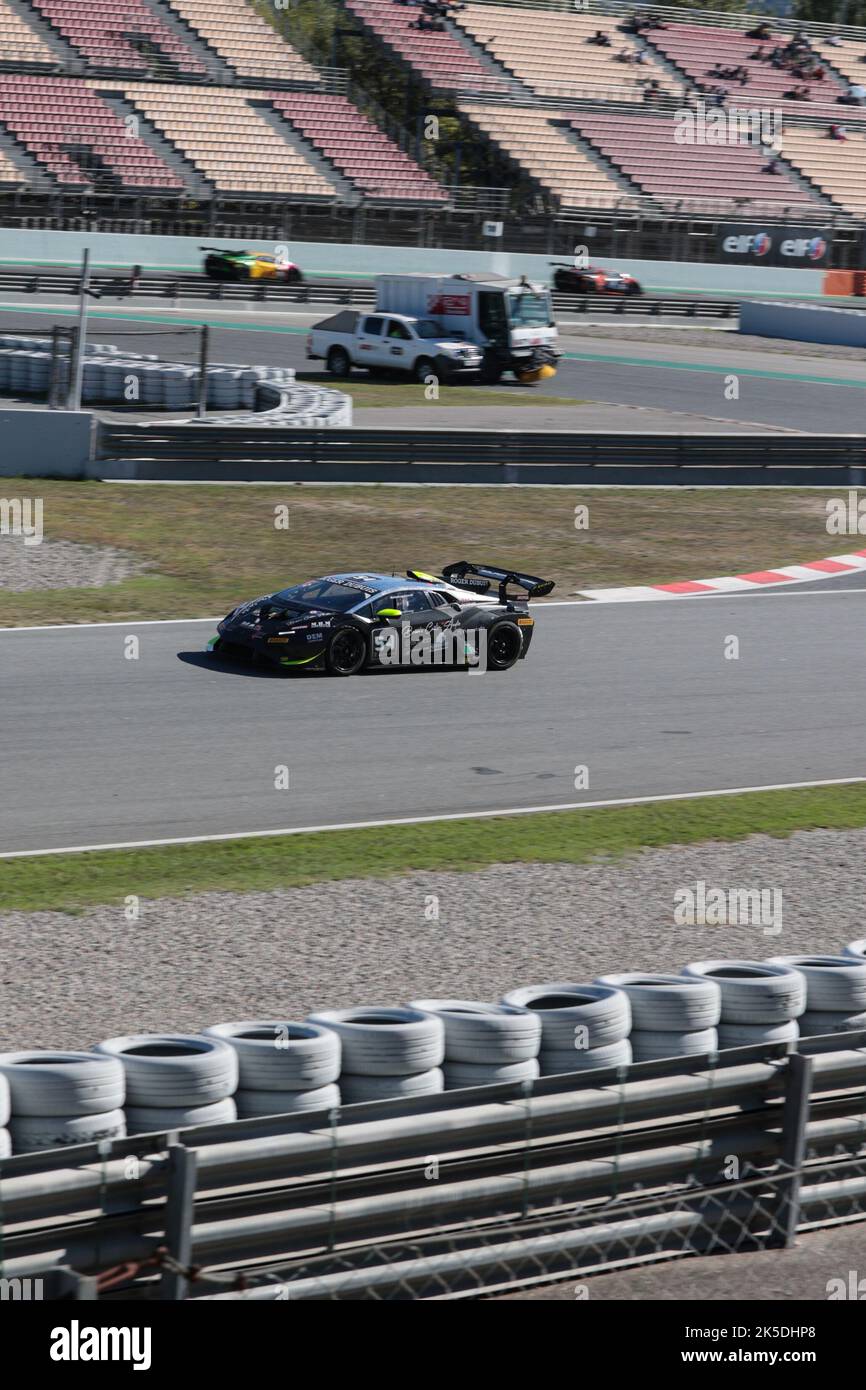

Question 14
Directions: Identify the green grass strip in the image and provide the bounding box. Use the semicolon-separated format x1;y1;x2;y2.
2;782;865;914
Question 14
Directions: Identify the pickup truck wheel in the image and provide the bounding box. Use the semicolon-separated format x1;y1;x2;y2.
413;356;436;385
327;346;351;377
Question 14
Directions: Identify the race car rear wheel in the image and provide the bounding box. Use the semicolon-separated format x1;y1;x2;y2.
325;625;367;676
484;619;523;671
284;266;302;284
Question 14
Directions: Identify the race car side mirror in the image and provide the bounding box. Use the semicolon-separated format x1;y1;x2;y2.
375;608;402;620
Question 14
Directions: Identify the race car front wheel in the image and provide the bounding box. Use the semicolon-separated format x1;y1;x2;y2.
325;626;367;676
484;619;523;671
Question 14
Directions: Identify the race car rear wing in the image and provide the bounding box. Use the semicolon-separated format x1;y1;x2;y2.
440;562;555;604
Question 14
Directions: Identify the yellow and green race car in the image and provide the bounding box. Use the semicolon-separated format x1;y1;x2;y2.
201;247;303;284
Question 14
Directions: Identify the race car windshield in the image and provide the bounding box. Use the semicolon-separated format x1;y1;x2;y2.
507;291;552;327
273;579;371;612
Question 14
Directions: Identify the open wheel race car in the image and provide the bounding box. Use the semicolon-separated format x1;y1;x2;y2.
200;247;303;284
207;563;554;676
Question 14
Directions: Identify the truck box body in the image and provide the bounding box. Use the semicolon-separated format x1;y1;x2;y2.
376;273;559;381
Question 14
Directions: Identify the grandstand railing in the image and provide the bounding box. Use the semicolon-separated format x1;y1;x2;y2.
0;45;349;92
468;0;866;44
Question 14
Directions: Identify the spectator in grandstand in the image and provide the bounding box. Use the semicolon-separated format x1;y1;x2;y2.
746;21;772;40
615;47;636;63
784;84;811;101
749;46;767;61
829;122;848;140
763;155;781;173
588;29;612;47
826;34;843;46
634;49;648;64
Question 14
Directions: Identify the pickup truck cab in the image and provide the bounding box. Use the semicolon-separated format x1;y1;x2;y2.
307;309;484;383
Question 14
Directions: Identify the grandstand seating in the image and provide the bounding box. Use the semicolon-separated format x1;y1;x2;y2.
811;35;866;93
780;123;866;215
27;0;207;76
460;102;629;208
574;110;826;208
270;91;448;201
456;5;679;102
119;82;338;196
0;0;56;69
163;0;318;83
645;22;848;115
344;0;506;93
0;74;184;188
0;142;24;184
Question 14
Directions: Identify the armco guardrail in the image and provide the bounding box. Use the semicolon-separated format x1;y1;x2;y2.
0;268;737;317
92;427;866;487
1;1034;865;1299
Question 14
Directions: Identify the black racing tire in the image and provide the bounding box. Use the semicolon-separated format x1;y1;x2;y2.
325;625;367;676
483;619;523;671
284;266;303;284
413;355;436;385
327;346;351;377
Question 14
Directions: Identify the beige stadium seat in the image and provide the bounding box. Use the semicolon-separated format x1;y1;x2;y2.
460;103;628;207
456;5;679;101
164;0;317;82
116;83;339;196
780;124;866;215
0;0;56;66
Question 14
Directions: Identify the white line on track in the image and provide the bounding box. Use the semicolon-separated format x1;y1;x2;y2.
2;776;865;860
2;585;866;633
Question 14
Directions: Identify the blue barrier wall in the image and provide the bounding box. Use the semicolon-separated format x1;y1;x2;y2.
0;409;94;477
0;228;827;297
740;299;866;346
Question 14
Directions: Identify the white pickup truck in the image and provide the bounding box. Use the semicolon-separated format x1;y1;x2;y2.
306;308;483;384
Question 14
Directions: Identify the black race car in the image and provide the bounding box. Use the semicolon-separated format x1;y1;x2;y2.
206;563;554;676
550;262;642;295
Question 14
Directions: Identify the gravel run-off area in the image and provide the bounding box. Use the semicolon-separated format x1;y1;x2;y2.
0;533;151;591
3;826;866;1049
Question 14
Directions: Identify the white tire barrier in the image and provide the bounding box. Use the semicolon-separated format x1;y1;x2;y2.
307;1008;444;1076
339;1069;444;1104
0;1073;9;1127
539;1038;632;1076
716;1020;800;1047
202;1022;340;1091
844;939;866;961
234;1084;341;1118
92;1035;238;1108
0;1129;9;1159
682;961;806;1024
0;1051;124;1117
799;1010;866;1037
630;1028;719;1062
125;1099;237;1134
594;973;721;1031
767;955;866;1014
409;1000;540;1065
9;1109;126;1154
501;984;631;1051
442;1058;540;1089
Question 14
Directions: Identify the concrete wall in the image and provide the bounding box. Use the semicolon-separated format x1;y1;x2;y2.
0;228;826;296
740;299;866;346
0;409;94;477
